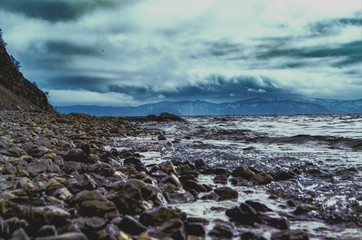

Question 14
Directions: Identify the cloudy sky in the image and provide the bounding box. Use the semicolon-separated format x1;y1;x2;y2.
1;0;361;106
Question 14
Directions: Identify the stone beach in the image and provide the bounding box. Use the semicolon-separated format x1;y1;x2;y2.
0;111;361;239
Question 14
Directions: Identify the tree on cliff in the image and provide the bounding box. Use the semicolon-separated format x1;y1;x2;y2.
10;55;21;71
0;29;7;47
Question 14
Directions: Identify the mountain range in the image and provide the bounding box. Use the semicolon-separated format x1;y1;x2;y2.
56;97;362;117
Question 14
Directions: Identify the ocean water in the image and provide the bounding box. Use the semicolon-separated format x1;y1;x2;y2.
110;114;362;239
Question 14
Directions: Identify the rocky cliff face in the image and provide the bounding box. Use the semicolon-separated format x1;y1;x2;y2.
0;46;54;112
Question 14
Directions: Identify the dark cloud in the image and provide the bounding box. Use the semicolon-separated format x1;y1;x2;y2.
2;0;129;22
44;41;101;56
42;76;112;91
206;41;244;57
106;75;294;101
309;17;362;36
257;40;362;66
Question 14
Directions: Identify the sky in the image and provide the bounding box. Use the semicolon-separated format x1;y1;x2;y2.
1;0;361;106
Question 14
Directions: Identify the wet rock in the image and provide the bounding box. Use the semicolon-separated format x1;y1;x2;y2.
35;232;88;240
139;207;187;227
117;215;146;235
12;228;30;240
32;206;71;226
245;200;272;212
231;165;255;179
160;161;177;174
0;162;17;175
61;161;87;174
0;217;28;238
292;205;311;215
226;203;257;226
0;147;25;158
185;222;205;237
87;162;115;176
109;179;167;215
251;172;274;185
64;148;90;163
286;200;297;207
157;219;185;240
240;231;267;240
182;180;207;193
259;212;290;230
76;190;119;219
208;224;233;239
27;159;60;176
161;174;182;188
214;187;238;201
272;170;296;181
194;159;206;170
169;191;196;204
271;230;309;240
158;134;167;141
80;143;91;156
213;168;231;175
123;157;143;166
67;174;98;192
201;192;219;201
37;225;57;237
213;174;229;184
30;146;50;158
157;112;184;122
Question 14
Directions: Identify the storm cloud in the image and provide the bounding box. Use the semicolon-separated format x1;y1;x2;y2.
1;0;130;22
1;0;361;106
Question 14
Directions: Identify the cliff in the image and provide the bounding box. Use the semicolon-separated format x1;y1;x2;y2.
0;46;54;112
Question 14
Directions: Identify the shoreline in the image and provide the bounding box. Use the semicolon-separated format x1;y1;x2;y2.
0;111;361;239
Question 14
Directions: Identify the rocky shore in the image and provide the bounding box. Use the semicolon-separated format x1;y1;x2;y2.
0;111;361;240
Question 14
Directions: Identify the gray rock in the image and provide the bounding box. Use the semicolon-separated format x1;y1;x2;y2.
214;187;238;201
271;230;309;240
139;207;187;227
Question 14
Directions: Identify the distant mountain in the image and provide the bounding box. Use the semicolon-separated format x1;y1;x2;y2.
0;45;54;112
56;97;362;116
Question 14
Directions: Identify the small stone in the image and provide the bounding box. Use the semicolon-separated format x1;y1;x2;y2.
12;228;30;240
240;231;267;240
64;148;89;163
185;222;206;237
32;206;71;225
158;219;185;240
214;187;238;201
160;161;177;174
182;180;207;193
245;200;272;212
37;225;57;237
35;232;88;240
292;205;311;215
117;215;146;235
271;230;309;240
123;157;143;166
259;212;290;230
139;207;187;227
231;165;255;179
250;172;274;185
201;192;219;201
158;134;167;140
213;174;229;184
208;224;233;239
80;143;91;156
76;190;119;219
226;203;257;226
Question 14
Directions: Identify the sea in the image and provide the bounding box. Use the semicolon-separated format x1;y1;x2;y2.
109;114;362;239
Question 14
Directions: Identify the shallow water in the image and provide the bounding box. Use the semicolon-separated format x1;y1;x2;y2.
109;114;362;239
